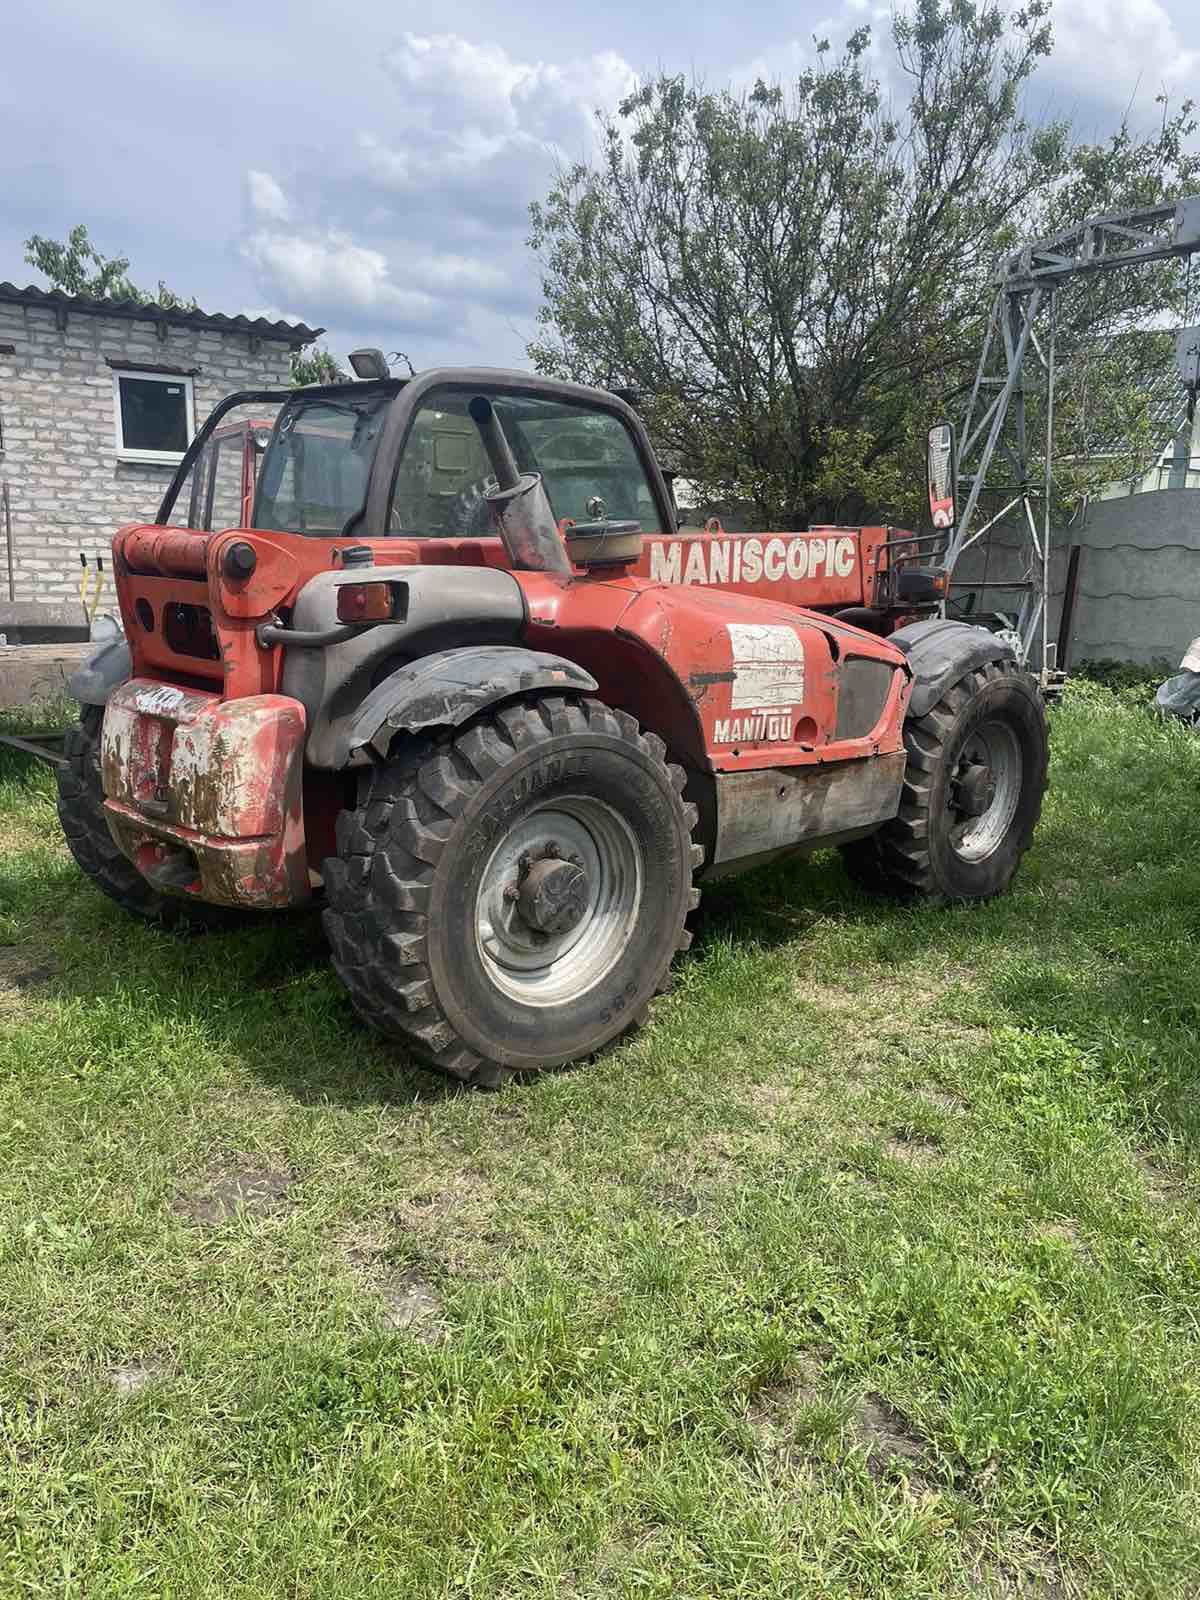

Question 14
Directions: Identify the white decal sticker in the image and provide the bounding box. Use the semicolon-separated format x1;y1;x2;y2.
713;711;795;743
727;623;805;710
649;534;857;588
649;542;682;583
134;684;186;716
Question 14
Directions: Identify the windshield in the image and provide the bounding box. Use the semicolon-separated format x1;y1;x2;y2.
254;392;390;535
390;388;663;538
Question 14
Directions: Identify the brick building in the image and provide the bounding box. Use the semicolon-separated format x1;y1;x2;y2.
0;284;321;605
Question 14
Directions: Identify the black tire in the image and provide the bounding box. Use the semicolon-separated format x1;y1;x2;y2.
322;695;703;1086
55;706;240;932
840;659;1048;901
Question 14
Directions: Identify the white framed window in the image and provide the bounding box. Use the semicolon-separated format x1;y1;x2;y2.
112;370;195;464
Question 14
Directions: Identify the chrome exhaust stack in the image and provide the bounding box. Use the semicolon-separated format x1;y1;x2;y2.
468;395;571;576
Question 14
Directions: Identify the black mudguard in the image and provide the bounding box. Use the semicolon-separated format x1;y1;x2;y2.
67;635;132;706
336;645;599;767
888;618;1017;719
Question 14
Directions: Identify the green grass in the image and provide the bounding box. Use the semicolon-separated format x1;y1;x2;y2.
2;682;1200;1598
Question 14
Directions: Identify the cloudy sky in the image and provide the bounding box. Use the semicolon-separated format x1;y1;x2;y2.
2;0;1195;371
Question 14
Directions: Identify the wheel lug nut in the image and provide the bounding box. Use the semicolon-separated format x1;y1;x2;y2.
518;853;532;877
544;842;560;859
569;853;582;867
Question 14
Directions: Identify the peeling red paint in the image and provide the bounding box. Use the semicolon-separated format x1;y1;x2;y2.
101;679;309;909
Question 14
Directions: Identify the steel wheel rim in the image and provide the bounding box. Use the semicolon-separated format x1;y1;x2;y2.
949;718;1023;863
474;796;643;1006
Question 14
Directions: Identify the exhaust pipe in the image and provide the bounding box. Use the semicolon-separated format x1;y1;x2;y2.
468;395;570;576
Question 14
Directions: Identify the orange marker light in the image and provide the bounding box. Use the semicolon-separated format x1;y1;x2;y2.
336;582;398;623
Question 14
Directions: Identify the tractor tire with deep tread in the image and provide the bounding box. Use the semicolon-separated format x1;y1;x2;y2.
56;706;241;932
321;694;703;1086
840;659;1048;901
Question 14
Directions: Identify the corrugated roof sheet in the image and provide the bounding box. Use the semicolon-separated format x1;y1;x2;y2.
0;282;323;345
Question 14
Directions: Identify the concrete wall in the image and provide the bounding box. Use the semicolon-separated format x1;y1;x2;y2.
952;488;1200;668
0;301;293;604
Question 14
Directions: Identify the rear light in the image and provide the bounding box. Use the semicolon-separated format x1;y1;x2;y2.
336;582;400;624
895;566;948;603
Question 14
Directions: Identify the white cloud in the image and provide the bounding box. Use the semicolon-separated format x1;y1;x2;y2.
239;303;312;327
246;169;292;223
237;31;639;360
381;32;636;152
239;228;441;325
1046;0;1199;109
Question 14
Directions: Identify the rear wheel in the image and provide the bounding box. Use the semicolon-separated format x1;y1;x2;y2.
840;659;1047;900
322;695;703;1086
56;706;239;931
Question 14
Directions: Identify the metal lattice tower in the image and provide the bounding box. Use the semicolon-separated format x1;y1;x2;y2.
945;195;1200;682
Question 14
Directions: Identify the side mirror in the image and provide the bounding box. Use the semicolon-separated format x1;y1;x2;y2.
927;422;956;530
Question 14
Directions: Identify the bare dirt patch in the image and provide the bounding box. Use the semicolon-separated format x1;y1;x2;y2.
747;1353;827;1473
104;1357;166;1397
376;1268;445;1341
1133;1151;1177;1205
884;1132;943;1167
0;948;57;1013
397;1167;492;1224
345;1232;447;1343
1036;1220;1087;1254
172;1158;292;1226
741;1081;796;1111
970;1548;1068;1598
921;1089;969;1114
389;1167;497;1268
852;1392;935;1496
655;1182;700;1217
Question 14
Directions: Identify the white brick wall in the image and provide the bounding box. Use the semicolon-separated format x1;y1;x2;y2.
0;303;296;602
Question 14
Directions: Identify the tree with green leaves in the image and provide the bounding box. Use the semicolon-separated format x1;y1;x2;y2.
290;346;347;386
24;224;198;310
529;0;1198;528
25;223;340;384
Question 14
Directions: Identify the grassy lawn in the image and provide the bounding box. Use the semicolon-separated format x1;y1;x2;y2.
2;682;1200;1598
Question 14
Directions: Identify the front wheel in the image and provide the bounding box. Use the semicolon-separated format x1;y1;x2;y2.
321;695;703;1086
841;659;1048;901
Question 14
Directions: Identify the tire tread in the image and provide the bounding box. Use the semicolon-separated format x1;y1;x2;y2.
322;696;703;1086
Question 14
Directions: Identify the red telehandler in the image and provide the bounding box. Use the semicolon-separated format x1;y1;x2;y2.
52;362;1047;1084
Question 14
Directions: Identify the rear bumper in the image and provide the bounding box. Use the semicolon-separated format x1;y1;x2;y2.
100;679;310;910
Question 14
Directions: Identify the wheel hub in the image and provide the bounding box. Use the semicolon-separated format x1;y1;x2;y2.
946;720;1023;863
518;856;589;934
474;799;643;1006
952;759;995;817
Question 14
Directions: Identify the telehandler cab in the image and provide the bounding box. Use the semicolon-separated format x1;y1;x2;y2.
57;364;1048;1085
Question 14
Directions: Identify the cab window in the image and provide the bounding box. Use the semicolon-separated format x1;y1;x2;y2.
255;393;390;535
389;388;663;537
